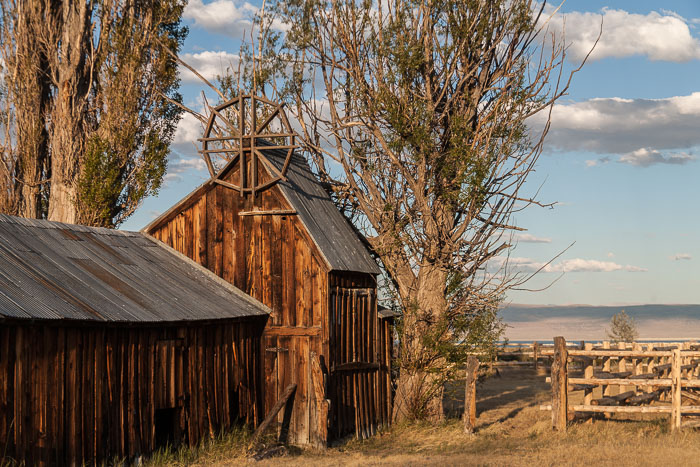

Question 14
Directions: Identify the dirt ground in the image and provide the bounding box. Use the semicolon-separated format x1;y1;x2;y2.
148;366;700;466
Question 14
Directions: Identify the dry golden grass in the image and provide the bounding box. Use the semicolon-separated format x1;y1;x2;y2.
146;367;700;466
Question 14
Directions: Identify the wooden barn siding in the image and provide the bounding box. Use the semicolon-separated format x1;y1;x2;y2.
0;319;264;466
327;273;392;439
148;160;328;445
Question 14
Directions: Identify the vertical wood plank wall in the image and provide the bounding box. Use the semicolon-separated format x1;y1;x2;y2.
147;160;328;445
146;158;392;444
328;273;392;440
0;319;264;466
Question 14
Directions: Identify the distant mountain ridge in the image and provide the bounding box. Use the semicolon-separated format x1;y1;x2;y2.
501;304;700;322
499;303;700;340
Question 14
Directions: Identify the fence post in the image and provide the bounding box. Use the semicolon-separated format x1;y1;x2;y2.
533;342;539;371
463;355;480;434
672;348;682;430
551;336;568;431
583;342;593;423
602;341;611;397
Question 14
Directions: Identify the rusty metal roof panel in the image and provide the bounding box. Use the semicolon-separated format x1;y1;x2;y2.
263;148;381;275
0;214;270;323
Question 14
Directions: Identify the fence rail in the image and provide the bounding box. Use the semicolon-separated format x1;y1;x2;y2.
541;336;700;430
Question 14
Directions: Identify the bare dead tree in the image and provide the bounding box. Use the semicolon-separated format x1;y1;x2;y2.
253;0;596;421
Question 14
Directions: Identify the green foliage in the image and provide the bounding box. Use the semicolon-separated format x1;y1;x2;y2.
0;0;187;226
607;310;639;343
243;0;575;420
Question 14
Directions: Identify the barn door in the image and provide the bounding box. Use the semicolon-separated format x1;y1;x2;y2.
329;287;380;439
263;333;311;444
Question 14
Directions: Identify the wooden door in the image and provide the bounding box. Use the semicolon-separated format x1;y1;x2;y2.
262;332;312;445
328;287;380;439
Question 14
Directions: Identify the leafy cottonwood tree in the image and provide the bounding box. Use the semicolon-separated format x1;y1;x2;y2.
0;0;186;226
217;0;593;421
607;310;638;343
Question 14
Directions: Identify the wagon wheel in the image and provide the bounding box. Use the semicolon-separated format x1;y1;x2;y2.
198;94;297;196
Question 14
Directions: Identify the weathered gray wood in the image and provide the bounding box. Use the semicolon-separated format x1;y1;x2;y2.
463;356;479;434
591;391;636;406
551;336;568;431
249;383;297;449
672;348;682;430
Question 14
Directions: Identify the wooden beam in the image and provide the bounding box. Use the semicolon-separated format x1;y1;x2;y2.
331;362;381;372
463;355;479;434
263;326;321;337
248;383;297;450
239;210;297;217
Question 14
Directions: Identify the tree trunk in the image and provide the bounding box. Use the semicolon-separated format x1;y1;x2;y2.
46;0;92;224
392;264;448;422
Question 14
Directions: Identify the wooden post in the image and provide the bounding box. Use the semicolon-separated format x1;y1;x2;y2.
672;348;682;430
551;336;568;431
618;342;626;394
533;342;539;371
463;355;479;434
602;341;611;397
583;342;593;423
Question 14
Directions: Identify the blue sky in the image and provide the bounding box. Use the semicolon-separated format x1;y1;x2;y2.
121;0;700;307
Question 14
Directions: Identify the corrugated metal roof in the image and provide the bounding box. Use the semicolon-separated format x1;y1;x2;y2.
0;214;270;323
263;148;381;275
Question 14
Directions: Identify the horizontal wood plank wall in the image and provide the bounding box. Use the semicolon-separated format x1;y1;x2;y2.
0;319;264;466
147;158;329;446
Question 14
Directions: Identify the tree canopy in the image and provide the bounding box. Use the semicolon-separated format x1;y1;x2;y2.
0;0;186;227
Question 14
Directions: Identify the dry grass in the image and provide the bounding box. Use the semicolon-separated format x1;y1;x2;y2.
145;367;700;466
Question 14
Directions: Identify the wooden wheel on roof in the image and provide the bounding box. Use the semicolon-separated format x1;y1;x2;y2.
198;94;297;196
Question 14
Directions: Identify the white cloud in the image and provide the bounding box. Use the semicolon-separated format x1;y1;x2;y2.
536;92;700;166
183;0;288;37
607;252;615;258
618;148;694;167
672;253;692;261
180;51;239;83
496;256;646;273
514;233;552;243
545;7;700;62
173;112;204;147
548;259;647;273
184;0;257;37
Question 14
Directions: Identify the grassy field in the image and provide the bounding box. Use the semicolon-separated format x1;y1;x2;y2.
144;367;700;466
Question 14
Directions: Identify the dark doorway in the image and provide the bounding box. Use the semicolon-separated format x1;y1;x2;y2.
154;408;180;448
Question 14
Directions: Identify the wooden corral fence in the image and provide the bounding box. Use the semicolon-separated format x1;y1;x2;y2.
541;336;700;431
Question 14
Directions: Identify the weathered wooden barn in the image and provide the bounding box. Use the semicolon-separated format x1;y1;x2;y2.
144;95;393;445
0;215;269;465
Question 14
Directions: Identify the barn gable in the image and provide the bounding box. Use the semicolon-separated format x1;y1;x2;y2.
144;148;380;276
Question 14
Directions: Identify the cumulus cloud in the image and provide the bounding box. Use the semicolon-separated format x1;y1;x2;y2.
179;51;239;83
672;253;692;261
514;233;552;243
495;256;646;273
184;0;288;37
544;7;700;62
618;148;694;167
535;93;700;167
184;0;257;37
172;111;204;154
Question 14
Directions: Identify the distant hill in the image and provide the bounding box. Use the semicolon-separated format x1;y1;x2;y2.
500;304;700;341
